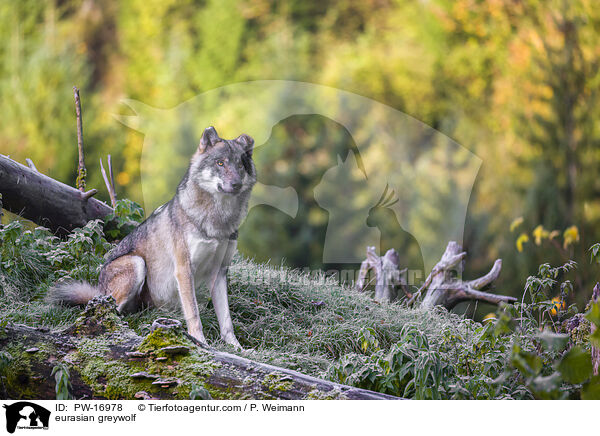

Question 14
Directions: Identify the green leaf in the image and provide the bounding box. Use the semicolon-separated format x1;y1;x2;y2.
530;373;563;399
511;347;542;377
190;385;212;400
581;375;600;400
585;302;600;328
590;328;600;348
537;329;569;351
557;346;592;385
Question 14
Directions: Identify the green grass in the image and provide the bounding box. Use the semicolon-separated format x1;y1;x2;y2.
0;248;470;378
4;218;598;399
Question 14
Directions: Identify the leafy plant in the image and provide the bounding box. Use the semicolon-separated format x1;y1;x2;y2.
103;199;145;240
51;362;72;400
189;384;212;400
0;219;111;298
329;325;454;399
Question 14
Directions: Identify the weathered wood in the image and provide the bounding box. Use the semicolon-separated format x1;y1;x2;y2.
0;297;400;401
592;283;600;376
0;155;112;234
356;242;514;309
356;246;407;302
419;241;516;310
100;156;117;208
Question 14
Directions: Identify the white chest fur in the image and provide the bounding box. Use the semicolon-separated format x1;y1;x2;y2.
187;233;227;284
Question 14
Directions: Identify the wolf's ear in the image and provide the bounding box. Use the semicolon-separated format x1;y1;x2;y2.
235;133;254;156
199;126;220;153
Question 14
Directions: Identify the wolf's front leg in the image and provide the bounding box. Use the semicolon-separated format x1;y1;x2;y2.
211;267;241;349
175;256;207;345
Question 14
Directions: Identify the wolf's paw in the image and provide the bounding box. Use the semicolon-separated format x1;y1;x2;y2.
222;336;242;351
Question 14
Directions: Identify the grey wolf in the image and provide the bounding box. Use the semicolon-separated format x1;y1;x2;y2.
49;126;256;348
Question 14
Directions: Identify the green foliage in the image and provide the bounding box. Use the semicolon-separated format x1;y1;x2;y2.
585;301;600;348
329;325;453;399
590;243;600;265
0;219;110;289
487;257;600;400
2;209;600;400
51;362;73;400
103;199;145;240
0;219;111;328
189;384;213;400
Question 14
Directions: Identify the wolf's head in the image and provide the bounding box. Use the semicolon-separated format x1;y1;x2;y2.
189;126;257;195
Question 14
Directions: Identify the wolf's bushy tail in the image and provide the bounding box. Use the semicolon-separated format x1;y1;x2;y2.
47;281;103;306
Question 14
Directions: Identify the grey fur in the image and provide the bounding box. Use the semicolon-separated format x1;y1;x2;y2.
47;280;101;306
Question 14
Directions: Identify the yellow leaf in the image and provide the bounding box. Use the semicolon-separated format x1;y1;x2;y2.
532;225;549;246
549;230;560;240
510;216;524;232
516;233;529;252
563;225;580;249
483;313;497;324
549;297;566;316
116;172;131;186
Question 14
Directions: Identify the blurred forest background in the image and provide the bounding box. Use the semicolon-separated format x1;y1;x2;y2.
1;0;600;314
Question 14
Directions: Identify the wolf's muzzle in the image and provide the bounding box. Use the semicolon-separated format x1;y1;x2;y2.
218;183;242;194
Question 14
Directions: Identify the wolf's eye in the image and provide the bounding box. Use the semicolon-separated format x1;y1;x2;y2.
216;160;224;166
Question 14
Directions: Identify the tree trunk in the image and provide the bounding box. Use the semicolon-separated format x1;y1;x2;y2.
0;297;400;401
0;155;112;235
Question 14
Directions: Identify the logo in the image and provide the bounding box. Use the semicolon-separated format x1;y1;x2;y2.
3;402;50;434
116;80;481;271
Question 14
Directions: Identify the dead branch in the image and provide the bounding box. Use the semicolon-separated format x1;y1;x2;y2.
420;241;516;310
100;155;117;208
73;86;86;192
358;241;515;309
25;158;38;172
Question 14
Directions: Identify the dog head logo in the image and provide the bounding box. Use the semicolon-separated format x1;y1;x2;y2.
116;80;481;271
3;402;50;433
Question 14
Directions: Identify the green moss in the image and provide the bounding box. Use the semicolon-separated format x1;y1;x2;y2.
71;296;124;337
76;337;112;358
67;321;228;399
262;372;294;393
305;388;348;400
1;343;52;398
80;357;147;399
137;327;191;354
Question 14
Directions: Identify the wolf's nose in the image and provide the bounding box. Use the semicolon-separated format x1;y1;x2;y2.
232;182;242;191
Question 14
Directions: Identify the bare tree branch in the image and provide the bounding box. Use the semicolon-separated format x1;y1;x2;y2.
73;86;86;192
100;156;117;208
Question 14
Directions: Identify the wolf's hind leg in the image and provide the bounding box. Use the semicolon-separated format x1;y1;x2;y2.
100;255;146;313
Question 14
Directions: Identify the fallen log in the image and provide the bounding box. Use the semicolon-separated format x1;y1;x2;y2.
0;155;112;235
0;297;400;400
